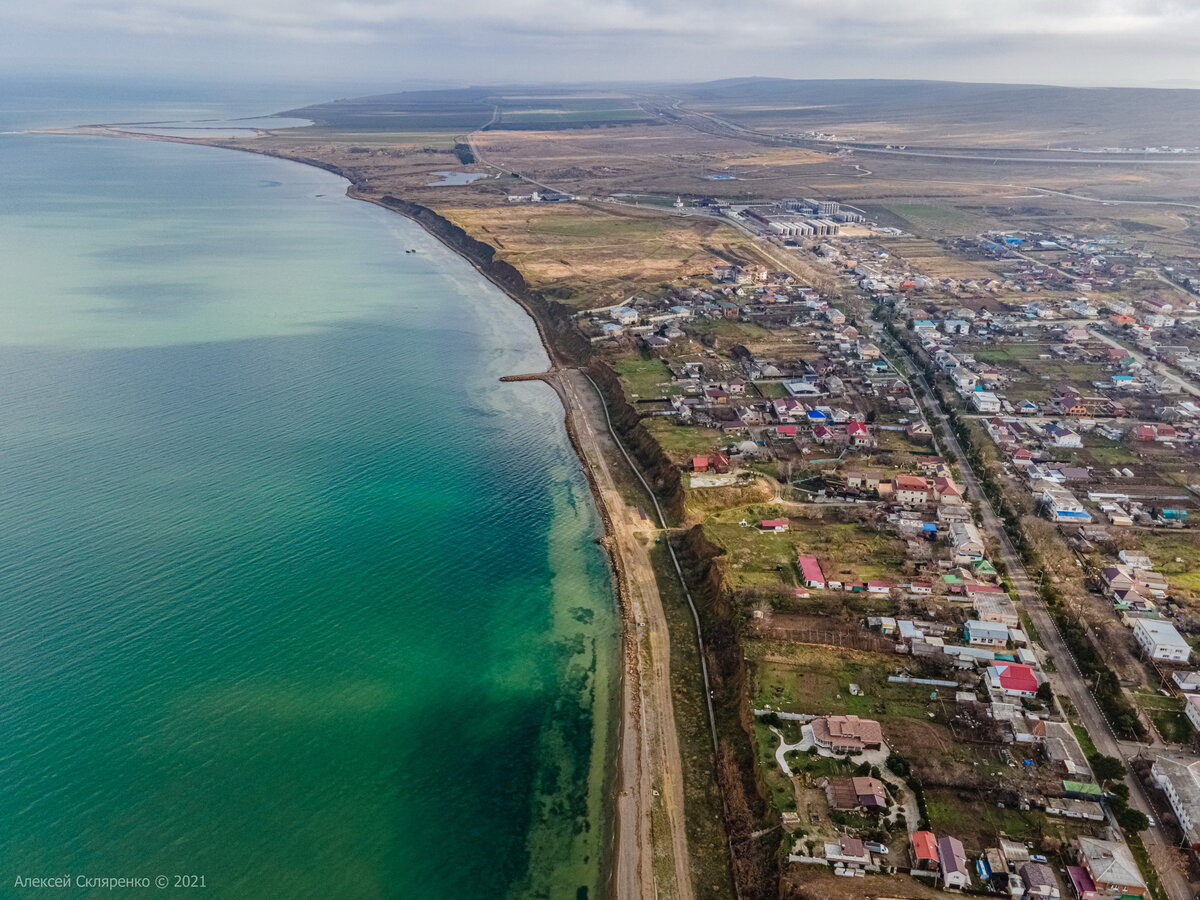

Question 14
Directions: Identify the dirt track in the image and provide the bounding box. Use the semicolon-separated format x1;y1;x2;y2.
554;368;695;900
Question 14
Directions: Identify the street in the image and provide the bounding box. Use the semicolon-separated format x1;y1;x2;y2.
887;338;1196;900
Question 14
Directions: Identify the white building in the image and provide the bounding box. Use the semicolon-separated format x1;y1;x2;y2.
1151;755;1200;847
1133;618;1191;662
1187;695;1200;734
972;391;1001;413
1042;488;1092;524
948;521;985;563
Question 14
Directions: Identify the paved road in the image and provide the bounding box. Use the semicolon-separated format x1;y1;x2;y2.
887;340;1195;900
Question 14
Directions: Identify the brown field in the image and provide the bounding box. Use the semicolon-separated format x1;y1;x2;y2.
439;202;770;306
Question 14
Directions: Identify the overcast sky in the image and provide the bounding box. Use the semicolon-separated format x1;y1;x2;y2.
4;0;1199;90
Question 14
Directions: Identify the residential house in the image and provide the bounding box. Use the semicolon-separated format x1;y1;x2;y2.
1172;670;1200;693
987;662;1039;698
810;715;883;751
894;474;930;505
1075;836;1147;898
938;835;969;890
972;391;1002;413
948;521;986;563
847;420;871;446
760;519;789;533
825;776;888;811
910;830;939;871
1042;488;1092;523
965;619;1008;648
1019;861;1060;898
824;835;870;868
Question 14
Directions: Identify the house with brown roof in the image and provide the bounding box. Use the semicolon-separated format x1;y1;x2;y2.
810;715;883;751
938;835;969;890
824;776;888;810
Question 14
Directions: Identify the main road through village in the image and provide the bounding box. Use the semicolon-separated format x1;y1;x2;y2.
885;337;1195;900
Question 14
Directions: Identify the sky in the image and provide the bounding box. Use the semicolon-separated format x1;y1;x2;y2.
3;0;1199;90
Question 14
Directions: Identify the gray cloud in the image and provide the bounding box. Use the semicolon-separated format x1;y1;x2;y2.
2;0;1198;87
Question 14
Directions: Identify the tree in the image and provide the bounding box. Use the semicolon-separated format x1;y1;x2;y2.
1036;682;1054;703
1117;807;1149;832
1088;753;1126;785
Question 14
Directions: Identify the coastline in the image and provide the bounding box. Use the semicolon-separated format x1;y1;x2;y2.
58;127;679;900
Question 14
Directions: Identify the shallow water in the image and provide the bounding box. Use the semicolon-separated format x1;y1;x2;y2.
0;94;617;899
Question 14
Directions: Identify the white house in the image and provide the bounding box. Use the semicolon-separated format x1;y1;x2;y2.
948;521;985;563
1042;488;1092;524
1133;618;1191;662
972;391;1001;413
937;835;969;890
965;619;1008;648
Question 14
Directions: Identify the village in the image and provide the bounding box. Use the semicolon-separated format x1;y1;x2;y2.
590;196;1200;898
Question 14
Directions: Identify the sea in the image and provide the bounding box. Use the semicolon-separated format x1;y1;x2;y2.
0;80;618;899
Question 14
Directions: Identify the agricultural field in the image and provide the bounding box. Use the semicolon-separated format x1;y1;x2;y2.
493;97;655;129
642;418;725;463
922;788;1058;854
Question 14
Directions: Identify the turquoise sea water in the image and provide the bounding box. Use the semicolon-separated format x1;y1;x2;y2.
0;90;617;898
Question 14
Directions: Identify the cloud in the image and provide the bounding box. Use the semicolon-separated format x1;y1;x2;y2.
3;0;1199;86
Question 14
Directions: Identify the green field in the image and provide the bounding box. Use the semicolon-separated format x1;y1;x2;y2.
492;97;655;129
643;418;722;461
613;356;677;401
1138;533;1200;595
1134;690;1193;744
261;128;461;148
924;787;1049;851
752;646;938;721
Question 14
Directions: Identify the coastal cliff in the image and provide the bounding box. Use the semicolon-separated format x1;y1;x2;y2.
674;526;780;900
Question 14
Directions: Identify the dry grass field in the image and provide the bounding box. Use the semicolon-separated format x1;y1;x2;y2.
439;202;770;306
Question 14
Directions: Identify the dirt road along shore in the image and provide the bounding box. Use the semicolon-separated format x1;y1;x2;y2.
550;368;695;900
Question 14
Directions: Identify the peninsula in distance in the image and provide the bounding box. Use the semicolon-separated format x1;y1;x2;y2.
6;2;1200;899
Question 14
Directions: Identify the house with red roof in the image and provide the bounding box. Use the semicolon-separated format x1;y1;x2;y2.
894;474;930;505
797;555;826;589
988;662;1040;698
911;831;939;871
760;519;789;533
691;456;709;472
774;425;798;438
847;420;871;446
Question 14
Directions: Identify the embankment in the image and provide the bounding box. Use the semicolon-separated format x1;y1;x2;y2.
672;526;781;899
